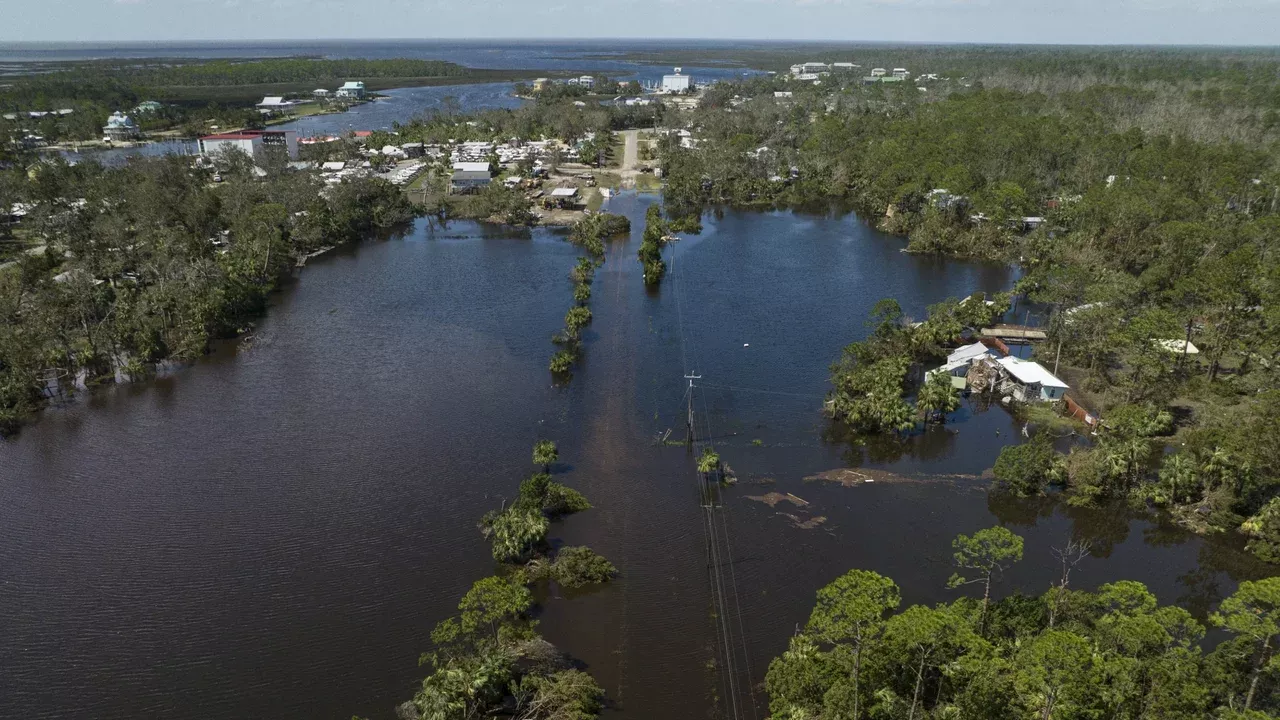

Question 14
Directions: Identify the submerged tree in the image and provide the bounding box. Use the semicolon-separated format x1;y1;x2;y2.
948;526;1025;623
916;370;961;423
696;446;722;475
532;440;559;471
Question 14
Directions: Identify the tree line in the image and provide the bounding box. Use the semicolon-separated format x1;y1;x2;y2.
407;441;614;720
0;151;417;433
546;213;629;376
766;525;1280;720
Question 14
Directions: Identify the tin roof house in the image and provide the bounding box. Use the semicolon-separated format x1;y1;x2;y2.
995;356;1069;402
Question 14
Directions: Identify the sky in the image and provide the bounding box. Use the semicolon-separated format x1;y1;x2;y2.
1;0;1279;46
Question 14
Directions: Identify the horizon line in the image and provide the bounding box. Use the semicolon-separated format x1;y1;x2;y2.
1;37;1279;50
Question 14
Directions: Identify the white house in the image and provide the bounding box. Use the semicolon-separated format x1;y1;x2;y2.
832;62;860;72
199;130;299;161
996;356;1069;402
661;68;692;93
927;342;997;388
313;89;330;99
892;68;910;79
102;112;140;142
870;68;887;78
790;62;830;76
336;81;366;99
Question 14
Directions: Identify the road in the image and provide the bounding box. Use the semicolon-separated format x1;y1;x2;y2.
618;129;641;189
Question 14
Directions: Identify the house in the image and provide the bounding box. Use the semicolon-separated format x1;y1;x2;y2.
255;96;294;114
313;89;330;99
336;81;366;99
790;62;830;76
450;162;492;193
531;78;550;92
774;91;794;99
893;68;910;79
870;68;887;77
832;62;860;72
927;342;998;388
567;75;595;89
102;112;140;142
198;130;298;160
995;357;1069;402
661;68;692;93
400;142;425;158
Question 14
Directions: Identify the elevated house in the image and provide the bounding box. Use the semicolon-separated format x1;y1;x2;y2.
336;81;366;99
102;112;140;142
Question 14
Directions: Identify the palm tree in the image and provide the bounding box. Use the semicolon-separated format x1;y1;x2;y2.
532;440;558;471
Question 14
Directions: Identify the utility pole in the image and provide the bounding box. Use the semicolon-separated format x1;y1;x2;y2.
685;372;701;444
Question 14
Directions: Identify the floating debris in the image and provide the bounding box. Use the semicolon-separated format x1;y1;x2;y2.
746;492;809;508
805;468;984;488
779;512;827;530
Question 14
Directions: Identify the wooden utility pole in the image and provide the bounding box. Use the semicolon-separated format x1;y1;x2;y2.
685;372;701;444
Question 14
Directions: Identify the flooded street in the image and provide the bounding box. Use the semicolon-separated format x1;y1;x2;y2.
1;197;1268;719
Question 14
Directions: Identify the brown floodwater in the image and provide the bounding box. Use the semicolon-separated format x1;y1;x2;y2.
1;195;1270;720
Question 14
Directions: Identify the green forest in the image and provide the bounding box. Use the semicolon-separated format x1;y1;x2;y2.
0;151;416;432
766;527;1280;720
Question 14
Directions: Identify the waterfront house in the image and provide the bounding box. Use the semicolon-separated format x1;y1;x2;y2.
102;112;140;142
995;357;1068;402
199;130;299;161
450;161;492;193
336;81;366;99
255;96;294;115
926;342;998;390
313;89;330;99
532;78;550;92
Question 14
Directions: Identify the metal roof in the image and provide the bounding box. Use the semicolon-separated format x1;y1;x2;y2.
997;357;1068;389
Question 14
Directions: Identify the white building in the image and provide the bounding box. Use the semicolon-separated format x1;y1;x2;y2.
336;81;366;99
870;68;887;78
102;112;139;142
567;75;596;88
832;62;860;72
790;62;830;76
198;130;299;161
892;68;910;79
661;67;692;93
996;357;1069;402
313;89;330;99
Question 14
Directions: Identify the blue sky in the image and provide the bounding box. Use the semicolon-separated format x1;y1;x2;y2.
3;0;1279;45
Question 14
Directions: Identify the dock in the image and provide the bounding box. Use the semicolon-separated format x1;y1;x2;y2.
980;325;1048;342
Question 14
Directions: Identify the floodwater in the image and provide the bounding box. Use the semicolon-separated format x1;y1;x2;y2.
1;197;1270;720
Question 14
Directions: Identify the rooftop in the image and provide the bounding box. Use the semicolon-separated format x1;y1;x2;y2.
997;357;1068;389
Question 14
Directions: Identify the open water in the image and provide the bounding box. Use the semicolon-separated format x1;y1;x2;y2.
2;194;1269;719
